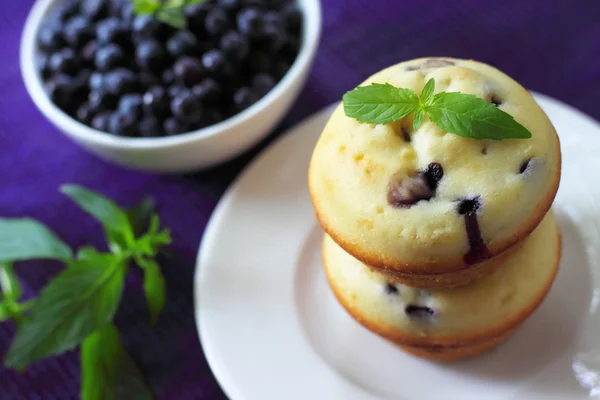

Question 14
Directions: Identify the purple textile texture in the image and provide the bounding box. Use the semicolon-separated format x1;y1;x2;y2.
1;0;600;398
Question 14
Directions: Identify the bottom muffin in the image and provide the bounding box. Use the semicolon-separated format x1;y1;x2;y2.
322;211;561;362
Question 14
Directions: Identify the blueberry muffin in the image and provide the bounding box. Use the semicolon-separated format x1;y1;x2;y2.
308;57;561;285
322;211;561;362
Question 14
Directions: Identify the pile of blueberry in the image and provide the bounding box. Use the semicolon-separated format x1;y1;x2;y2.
37;0;302;137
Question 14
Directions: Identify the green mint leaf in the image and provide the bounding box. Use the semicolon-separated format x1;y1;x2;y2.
0;219;72;263
0;263;22;302
133;0;161;15
342;83;420;125
427;92;532;140
127;197;156;237
156;8;187;28
420;78;435;106
138;259;166;326
4;258;126;371
413;109;425;131
61;185;135;250
81;323;155;400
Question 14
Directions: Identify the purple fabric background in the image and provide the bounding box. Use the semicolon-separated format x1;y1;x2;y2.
1;0;600;398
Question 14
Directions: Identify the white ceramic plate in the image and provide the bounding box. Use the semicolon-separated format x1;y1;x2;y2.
194;93;600;400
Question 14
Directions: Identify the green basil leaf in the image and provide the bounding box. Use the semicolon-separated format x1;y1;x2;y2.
156;8;187;28
133;0;161;15
138;259;166;326
0;219;72;263
4;258;126;371
127;197;156;237
61;185;134;249
342;83;420;125
81;323;155;400
427;92;533;140
0;263;22;302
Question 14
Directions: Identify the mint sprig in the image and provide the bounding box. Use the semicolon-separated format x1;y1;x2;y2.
0;185;171;399
342;78;532;140
134;0;207;29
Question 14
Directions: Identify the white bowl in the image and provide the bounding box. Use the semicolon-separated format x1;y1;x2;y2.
21;0;321;173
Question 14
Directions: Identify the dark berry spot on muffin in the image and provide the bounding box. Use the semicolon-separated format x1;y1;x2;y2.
488;94;502;107
456;197;492;264
481;146;488;155
519;158;532;174
388;163;444;208
423;163;444;191
406;59;454;71
385;283;399;295
387;173;434;208
405;304;435;318
401;126;411;142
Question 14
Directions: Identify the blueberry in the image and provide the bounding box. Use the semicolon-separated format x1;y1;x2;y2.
174;56;204;87
247;51;270;73
205;8;230;36
136;39;166;71
201;50;226;75
263;11;282;28
220;31;249;61
260;24;286;53
251;73;275;97
91;112;111;131
280;36;300;59
237;8;264;38
81;40;99;64
73;69;92;94
192;79;222;104
39;54;52;80
89;90;117;111
56;1;79;22
95;44;125;71
139;115;161;137
233;86;257;110
166;31;198;58
120;1;136;21
281;3;302;32
38;25;65;52
168;84;188;99
89;72;104;92
76;103;95;124
185;3;212;32
271;60;290;79
118;94;143;119
143;86;170;117
218;0;241;11
104;68;137;95
45;74;73;109
171;92;203;124
164;118;190;135
49;48;80;76
133;15;162;39
64;16;94;49
162;69;175;86
139;72;161;89
109;111;137;136
201;107;224;125
96;17;129;45
81;0;108;21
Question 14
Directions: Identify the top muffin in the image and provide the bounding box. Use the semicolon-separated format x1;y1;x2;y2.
308;57;561;274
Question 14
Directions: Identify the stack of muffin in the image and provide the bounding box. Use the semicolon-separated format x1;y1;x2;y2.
308;57;562;361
